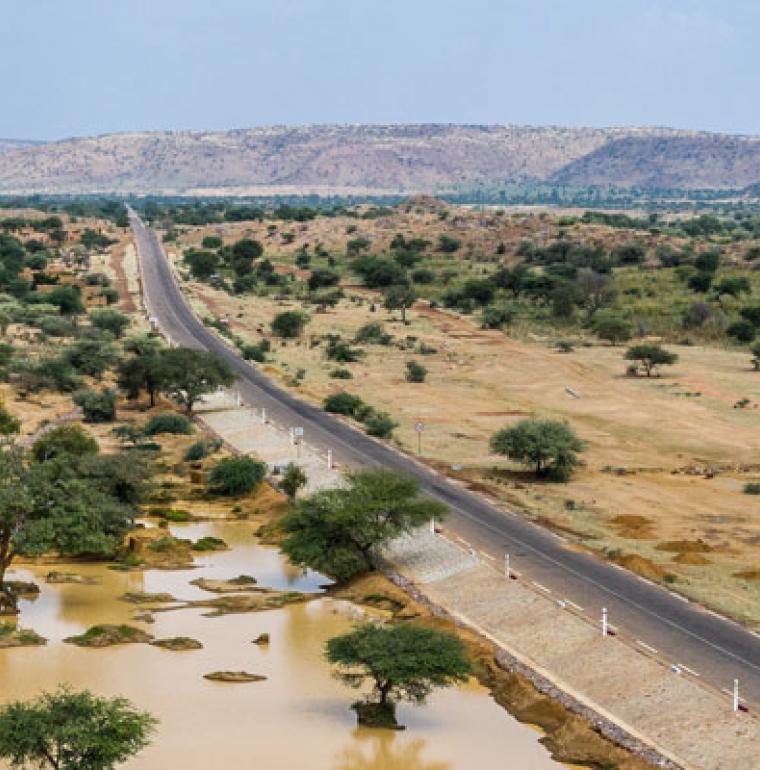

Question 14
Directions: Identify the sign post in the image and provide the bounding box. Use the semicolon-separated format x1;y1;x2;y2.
414;421;425;456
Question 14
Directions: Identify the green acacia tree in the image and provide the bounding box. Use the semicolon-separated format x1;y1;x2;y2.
281;468;447;581
159;348;235;414
326;623;471;728
383;284;418;324
490;419;585;481
592;312;633;346
0;446;144;614
624;344;678;377
90;308;130;338
280;463;307;502
0;686;156;770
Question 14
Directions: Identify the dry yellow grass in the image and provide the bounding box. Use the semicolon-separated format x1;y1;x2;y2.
171;251;760;626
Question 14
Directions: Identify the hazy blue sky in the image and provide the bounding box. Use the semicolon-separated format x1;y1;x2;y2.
3;0;758;140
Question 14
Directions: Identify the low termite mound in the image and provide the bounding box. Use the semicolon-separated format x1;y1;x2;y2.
672;552;711;565
733;569;760;581
655;539;712;554
611;514;656;539
611;553;669;581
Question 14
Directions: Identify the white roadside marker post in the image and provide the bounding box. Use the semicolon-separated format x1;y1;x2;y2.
504;553;511;580
733;679;740;712
327;449;333;469
429;518;436;535
261;408;266;425
601;607;608;638
236;391;241;408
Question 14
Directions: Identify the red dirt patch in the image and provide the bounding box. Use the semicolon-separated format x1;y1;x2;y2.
655;540;712;554
613;554;668;581
672;552;712;566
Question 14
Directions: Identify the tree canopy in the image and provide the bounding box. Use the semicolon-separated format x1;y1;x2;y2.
207;455;267;496
624;344;678;377
326;623;470;727
0;686;156;770
271;311;309;338
159;348;236;414
490;418;585;480
281;468;447;581
0;440;153;610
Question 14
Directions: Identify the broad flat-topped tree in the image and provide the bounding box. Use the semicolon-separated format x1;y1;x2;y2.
327;623;471;728
281;467;447;582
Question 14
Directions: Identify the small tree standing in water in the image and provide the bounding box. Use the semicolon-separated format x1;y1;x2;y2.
0;686;156;769
280;463;307;502
326;623;471;729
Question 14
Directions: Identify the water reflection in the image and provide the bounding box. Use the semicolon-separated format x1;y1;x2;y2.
334;733;449;770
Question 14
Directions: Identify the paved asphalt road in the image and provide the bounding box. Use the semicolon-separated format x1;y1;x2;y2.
130;210;760;706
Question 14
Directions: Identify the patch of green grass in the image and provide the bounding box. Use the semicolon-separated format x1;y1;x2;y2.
191;536;227;552
147;536;178;553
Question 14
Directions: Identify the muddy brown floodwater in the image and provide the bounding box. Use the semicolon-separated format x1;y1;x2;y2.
0;521;568;770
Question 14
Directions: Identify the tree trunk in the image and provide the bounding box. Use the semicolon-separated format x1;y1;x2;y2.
0;556;19;616
378;680;392;705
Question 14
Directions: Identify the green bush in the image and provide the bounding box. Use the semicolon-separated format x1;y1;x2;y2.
207;456;267;496
324;392;364;416
240;343;266;362
32;424;98;462
743;483;760;495
364;411;397;438
271;311;309;338
325;335;363;363
184;441;209;462
144;413;194;436
73;389;117;423
329;368;353;379
354;322;392;346
90;308;130;338
480;304;516;330
727;320;756;344
405;360;427;383
39;316;75;337
191;536;227;551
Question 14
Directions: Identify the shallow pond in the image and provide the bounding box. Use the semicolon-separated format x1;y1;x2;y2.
0;521;565;769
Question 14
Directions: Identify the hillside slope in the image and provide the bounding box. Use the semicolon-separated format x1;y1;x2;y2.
0;139;38;153
0;124;758;194
551;134;760;189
